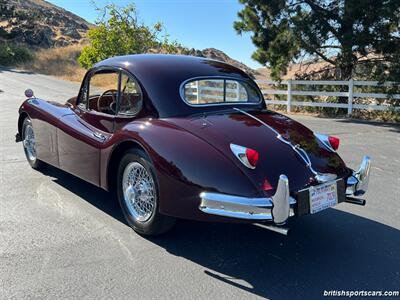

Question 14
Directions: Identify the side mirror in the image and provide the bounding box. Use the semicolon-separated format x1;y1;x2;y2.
25;89;34;98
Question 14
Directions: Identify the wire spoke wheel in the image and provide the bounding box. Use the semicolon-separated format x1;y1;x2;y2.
122;162;156;222
117;150;175;235
23;123;37;161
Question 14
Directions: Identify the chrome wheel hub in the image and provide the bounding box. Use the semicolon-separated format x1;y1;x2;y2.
122;162;156;222
23;124;36;161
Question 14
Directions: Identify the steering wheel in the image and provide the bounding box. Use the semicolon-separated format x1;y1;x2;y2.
97;89;117;113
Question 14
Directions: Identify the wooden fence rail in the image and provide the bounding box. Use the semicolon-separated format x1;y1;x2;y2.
255;79;400;115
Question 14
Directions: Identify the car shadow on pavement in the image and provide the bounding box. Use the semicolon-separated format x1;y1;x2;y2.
40;165;127;225
40;165;399;299
0;66;35;75
152;213;400;299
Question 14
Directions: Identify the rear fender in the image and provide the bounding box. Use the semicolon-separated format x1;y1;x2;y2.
102;119;261;221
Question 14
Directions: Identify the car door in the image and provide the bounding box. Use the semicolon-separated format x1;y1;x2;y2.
57;68;120;186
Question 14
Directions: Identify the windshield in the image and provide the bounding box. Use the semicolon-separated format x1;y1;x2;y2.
181;78;262;106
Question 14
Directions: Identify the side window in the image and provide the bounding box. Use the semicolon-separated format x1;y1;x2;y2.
226;80;249;102
119;73;142;116
87;71;119;114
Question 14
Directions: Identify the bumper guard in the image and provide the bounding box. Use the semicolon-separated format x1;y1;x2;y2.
346;156;371;197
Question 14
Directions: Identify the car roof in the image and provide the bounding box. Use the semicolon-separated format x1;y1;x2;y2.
94;54;264;117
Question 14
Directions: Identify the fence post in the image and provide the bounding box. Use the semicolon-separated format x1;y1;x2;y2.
196;81;200;104
236;81;240;101
287;79;292;113
348;79;354;116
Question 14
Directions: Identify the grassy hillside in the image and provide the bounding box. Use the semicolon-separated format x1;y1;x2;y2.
18;44;86;82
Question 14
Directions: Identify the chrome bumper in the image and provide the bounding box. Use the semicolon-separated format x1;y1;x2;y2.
199;175;296;225
199;156;371;225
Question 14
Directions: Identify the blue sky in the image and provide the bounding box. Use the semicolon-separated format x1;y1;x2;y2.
47;0;262;69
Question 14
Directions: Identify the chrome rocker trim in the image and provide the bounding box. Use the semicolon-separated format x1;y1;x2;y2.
199;175;296;225
199;156;371;228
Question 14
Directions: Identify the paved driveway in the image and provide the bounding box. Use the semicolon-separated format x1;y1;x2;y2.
1;68;399;299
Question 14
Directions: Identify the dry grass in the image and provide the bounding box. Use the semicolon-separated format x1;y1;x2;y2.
91;72;119;90
18;44;121;90
18;44;86;83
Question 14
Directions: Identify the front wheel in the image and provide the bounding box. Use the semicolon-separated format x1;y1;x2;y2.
21;117;45;170
117;149;175;236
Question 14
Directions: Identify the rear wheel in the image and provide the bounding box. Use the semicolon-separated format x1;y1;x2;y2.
117;149;175;235
21;117;45;170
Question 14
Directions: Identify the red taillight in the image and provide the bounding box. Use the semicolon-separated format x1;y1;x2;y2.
245;148;259;167
262;179;273;191
328;136;340;150
230;144;260;169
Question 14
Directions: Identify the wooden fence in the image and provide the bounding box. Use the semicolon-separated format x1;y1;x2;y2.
255;79;400;115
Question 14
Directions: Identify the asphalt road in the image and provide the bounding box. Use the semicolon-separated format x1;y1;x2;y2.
1;67;399;299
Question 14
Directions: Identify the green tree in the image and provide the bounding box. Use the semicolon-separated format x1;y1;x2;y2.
79;4;181;69
234;0;400;82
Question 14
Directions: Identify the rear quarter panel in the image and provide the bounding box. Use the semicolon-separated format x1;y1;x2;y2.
101;119;261;221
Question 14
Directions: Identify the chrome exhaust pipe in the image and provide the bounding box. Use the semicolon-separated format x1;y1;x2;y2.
254;223;291;235
345;197;366;206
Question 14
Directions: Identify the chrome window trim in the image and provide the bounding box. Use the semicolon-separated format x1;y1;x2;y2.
117;71;144;117
78;66;120;111
179;75;263;107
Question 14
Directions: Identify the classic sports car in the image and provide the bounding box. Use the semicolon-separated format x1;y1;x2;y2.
16;54;371;235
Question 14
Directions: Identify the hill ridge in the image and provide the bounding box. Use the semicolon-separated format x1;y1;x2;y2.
0;0;258;76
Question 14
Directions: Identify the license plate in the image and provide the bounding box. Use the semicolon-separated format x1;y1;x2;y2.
309;181;338;214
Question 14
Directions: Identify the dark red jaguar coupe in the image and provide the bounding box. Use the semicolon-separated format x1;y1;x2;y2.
16;54;371;235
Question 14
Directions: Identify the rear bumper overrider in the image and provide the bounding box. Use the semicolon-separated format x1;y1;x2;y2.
199;156;371;225
345;156;371;197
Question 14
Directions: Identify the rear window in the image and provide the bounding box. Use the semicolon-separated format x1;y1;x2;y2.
182;78;261;105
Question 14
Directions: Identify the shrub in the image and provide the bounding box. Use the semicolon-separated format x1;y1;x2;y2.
0;43;33;66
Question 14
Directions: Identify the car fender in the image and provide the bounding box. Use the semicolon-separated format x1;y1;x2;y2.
102;118;262;221
18;98;74;167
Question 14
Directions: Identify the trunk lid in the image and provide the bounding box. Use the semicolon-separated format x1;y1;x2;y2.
165;109;350;196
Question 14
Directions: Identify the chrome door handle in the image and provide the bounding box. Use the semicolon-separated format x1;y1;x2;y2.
93;132;106;141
